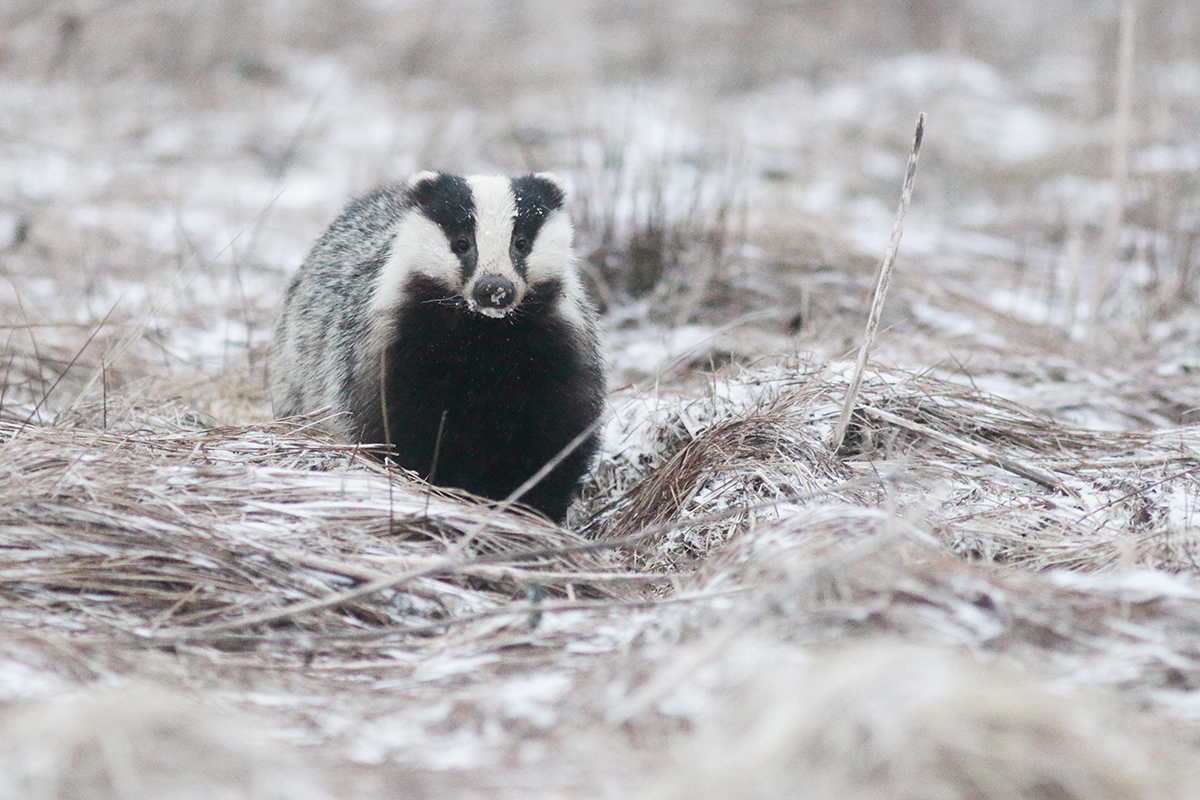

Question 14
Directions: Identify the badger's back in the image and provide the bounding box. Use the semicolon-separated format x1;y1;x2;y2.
269;184;410;424
269;173;604;523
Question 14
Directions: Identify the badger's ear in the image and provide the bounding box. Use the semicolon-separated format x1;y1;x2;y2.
515;173;566;212
532;172;567;196
407;171;442;191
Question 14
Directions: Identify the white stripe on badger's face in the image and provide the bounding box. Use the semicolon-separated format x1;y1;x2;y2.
523;208;574;286
522;206;590;333
367;212;461;321
465;175;524;314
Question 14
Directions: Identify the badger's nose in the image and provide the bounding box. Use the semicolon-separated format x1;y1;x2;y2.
472;274;516;312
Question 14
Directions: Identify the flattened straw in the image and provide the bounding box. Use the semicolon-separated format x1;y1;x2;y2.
144;473;892;641
860;405;1068;493
830;113;926;453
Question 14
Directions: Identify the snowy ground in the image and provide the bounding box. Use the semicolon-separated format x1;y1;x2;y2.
4;1;1200;798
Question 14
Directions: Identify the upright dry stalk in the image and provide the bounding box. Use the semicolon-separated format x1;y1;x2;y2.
1094;0;1137;321
829;114;926;453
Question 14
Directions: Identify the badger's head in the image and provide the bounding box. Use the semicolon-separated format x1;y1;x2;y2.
380;171;579;320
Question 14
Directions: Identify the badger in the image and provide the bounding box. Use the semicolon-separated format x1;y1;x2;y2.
270;172;606;523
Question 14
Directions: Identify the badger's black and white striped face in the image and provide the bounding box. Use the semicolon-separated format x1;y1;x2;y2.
371;172;580;322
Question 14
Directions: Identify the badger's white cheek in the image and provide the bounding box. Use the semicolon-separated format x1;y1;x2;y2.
368;215;464;320
524;213;576;283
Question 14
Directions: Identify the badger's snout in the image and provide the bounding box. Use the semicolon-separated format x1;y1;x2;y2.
471;274;517;317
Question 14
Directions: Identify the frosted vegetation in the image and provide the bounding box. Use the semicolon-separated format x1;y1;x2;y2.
3;1;1200;798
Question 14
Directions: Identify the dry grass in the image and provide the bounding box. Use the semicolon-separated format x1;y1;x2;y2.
7;358;1200;796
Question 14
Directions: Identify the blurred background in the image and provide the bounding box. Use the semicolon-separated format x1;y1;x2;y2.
3;0;1200;426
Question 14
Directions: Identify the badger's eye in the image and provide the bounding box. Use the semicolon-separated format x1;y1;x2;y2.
513;237;530;255
451;236;471;255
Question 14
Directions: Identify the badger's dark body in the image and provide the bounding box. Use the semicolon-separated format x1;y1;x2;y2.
271;173;604;523
365;274;603;522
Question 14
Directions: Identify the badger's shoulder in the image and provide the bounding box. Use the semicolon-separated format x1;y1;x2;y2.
302;182;412;277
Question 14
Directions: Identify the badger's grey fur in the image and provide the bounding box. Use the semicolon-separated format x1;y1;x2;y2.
270;172;605;523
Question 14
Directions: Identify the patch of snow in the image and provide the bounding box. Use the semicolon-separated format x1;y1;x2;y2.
485;673;572;728
0;660;64;701
412;653;502;683
1049;569;1200;603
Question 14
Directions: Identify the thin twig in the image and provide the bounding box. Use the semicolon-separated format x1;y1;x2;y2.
1094;0;1137;321
359;556;678;585
14;297;122;438
830;113;926;452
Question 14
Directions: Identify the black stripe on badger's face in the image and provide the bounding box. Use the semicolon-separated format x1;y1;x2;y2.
510;175;566;277
409;173;478;280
